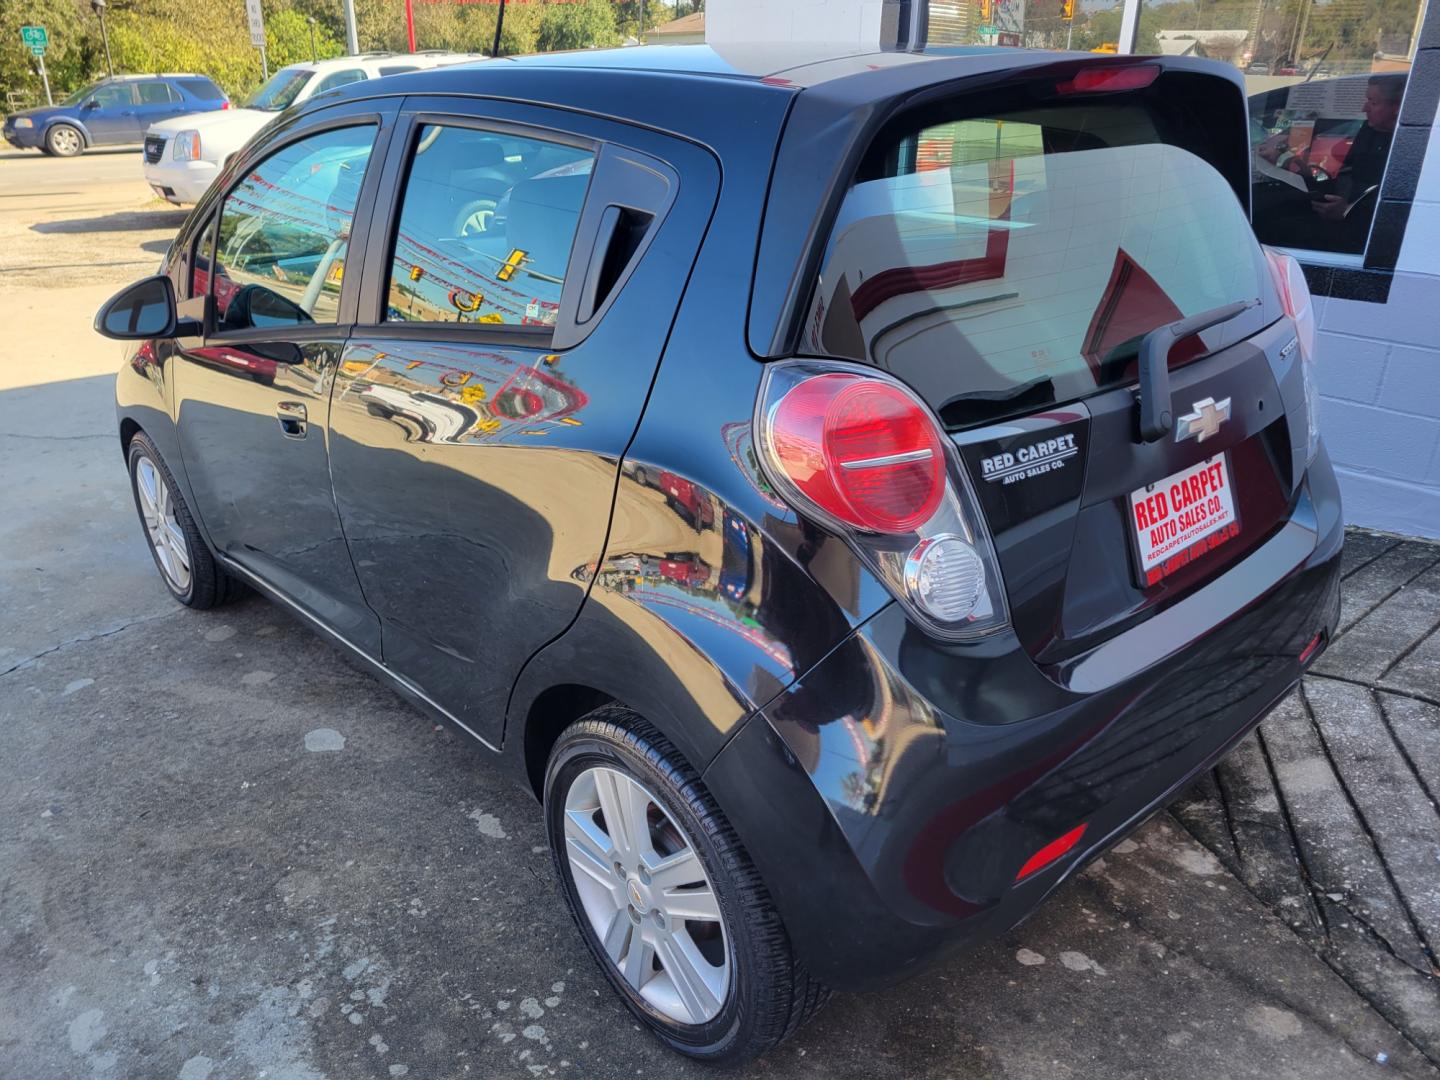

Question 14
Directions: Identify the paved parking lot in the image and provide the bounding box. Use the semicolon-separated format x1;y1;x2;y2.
1;149;1437;1080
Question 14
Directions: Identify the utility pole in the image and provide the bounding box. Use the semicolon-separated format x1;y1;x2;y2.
90;0;114;78
36;53;53;106
491;0;507;57
307;15;318;61
343;0;359;54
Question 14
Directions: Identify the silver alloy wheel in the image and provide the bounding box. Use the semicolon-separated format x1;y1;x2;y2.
50;126;81;155
563;765;730;1025
135;456;192;593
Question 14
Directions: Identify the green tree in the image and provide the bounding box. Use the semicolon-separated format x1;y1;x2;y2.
0;0;100;104
264;7;342;66
535;0;619;52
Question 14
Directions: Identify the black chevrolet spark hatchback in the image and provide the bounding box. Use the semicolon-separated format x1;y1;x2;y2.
98;43;1342;1063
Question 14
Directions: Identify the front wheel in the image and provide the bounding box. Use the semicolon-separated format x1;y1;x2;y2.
545;706;828;1063
127;432;244;608
45;123;83;157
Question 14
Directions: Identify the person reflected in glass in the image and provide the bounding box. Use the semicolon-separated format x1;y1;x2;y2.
1310;74;1404;232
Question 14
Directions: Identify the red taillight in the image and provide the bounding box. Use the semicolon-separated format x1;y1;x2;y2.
221;101;231;110
1055;64;1159;96
1015;823;1089;881
771;373;945;534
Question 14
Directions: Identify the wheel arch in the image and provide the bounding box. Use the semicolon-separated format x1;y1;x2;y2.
521;683;617;801
119;416;142;458
45;117;90;147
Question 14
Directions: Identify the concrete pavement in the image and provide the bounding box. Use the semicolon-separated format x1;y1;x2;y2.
1;147;1437;1080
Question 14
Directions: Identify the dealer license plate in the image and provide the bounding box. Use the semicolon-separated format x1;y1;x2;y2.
1129;454;1239;586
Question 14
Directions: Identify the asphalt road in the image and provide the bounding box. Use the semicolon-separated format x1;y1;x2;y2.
0;150;1435;1080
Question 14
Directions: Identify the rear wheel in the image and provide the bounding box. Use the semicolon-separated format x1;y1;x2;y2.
127;432;244;609
45;123;83;157
544;706;828;1063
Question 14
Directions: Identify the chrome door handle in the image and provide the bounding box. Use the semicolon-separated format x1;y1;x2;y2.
276;401;308;439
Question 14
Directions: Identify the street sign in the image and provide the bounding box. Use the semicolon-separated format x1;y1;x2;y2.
30;45;45;55
245;0;266;48
21;25;48;53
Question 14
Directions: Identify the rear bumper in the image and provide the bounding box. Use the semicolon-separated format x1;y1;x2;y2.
703;448;1343;991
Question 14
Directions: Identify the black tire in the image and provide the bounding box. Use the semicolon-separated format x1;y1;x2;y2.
45;123;83;157
126;432;245;609
544;706;829;1064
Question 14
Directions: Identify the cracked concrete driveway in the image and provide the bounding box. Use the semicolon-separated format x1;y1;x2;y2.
2;150;1438;1080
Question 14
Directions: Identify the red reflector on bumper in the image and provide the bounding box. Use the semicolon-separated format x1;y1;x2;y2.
1016;823;1089;881
1299;631;1325;665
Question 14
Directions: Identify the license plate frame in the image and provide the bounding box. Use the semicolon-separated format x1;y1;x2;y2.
1128;453;1240;587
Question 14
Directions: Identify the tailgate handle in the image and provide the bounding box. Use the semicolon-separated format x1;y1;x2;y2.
1136;299;1258;443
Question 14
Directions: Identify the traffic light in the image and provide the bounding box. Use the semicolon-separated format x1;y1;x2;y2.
980;0;992;21
1060;0;1075;19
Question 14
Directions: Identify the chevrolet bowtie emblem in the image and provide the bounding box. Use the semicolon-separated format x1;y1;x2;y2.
1175;397;1231;443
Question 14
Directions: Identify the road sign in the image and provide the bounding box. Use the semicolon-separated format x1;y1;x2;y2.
21;25;48;52
245;0;266;48
30;45;45;55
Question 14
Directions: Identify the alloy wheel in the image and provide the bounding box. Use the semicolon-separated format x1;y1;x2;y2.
50;126;81;155
135;455;192;594
562;765;730;1025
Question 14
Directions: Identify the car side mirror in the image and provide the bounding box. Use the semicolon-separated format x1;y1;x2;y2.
82;99;100;111
94;275;195;340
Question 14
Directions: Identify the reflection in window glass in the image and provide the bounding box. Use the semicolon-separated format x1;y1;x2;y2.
807;106;1269;427
385;124;593;326
1134;0;1423;255
213;126;376;331
1250;72;1405;254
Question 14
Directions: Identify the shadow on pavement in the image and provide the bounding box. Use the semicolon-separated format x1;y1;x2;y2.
32;208;188;234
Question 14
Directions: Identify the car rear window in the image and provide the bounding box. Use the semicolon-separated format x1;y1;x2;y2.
177;78;225;100
804;88;1275;428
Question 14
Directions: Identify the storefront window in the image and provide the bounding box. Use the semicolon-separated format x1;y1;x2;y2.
926;1;1125;51
923;1;1426;260
1137;0;1425;257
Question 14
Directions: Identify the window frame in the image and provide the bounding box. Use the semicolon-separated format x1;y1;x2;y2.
198;100;400;344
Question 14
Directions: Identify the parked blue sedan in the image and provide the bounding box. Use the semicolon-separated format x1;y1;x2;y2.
3;73;227;157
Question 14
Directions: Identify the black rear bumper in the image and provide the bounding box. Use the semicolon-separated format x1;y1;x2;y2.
703;449;1343;991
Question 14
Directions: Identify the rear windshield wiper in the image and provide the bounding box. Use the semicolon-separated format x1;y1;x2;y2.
1136;299;1258;443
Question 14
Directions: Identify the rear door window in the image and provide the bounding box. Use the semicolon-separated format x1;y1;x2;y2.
806;97;1273;427
384;123;594;326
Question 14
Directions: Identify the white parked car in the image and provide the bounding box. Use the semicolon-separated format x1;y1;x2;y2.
142;53;479;205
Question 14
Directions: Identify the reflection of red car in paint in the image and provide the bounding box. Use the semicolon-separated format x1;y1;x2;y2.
658;555;710;586
659;471;715;527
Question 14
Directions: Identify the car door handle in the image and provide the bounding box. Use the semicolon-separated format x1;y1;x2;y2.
276;401;308;439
